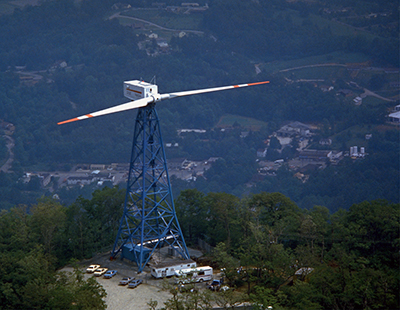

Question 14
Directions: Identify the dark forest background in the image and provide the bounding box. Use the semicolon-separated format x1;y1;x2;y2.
0;0;398;309
0;0;398;211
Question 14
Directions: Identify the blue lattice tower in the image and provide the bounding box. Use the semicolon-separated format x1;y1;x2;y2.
111;104;190;272
57;79;269;272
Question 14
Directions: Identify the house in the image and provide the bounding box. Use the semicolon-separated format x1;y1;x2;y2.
337;89;353;97
181;159;195;170
294;267;314;281
240;131;249;138
353;96;362;104
156;39;169;53
388;111;400;124
204;157;220;165
110;163;130;171
298;149;330;162
257;148;267;158
319;138;332;146
178;129;206;136
181;3;199;7
66;176;94;185
90;164;105;170
277;121;312;138
50;60;67;71
157;39;168;48
320;85;334;92
149;33;158;39
111;3;131;10
299;164;323;173
327;151;343;162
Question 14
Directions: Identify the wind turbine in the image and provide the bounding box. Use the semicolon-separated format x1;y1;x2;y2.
58;79;269;272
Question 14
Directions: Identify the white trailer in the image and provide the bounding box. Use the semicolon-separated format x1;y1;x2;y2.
175;266;213;284
151;259;197;279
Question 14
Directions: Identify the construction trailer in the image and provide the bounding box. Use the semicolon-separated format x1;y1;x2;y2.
151;259;197;278
175;266;213;284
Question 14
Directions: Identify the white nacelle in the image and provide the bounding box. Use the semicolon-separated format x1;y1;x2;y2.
124;80;158;101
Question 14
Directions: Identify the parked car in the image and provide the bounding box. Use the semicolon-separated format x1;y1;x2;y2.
220;285;230;292
119;277;134;285
208;279;223;291
128;279;143;289
86;264;101;273
94;267;108;276
103;270;117;279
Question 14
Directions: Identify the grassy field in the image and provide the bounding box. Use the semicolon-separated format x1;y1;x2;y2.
120;9;203;31
216;114;268;131
330;125;371;150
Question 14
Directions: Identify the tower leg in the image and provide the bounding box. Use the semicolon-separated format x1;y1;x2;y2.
112;106;189;272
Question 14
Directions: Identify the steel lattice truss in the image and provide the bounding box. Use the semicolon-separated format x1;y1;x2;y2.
57;79;269;272
112;105;189;272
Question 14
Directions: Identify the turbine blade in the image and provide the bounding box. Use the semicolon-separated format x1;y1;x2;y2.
164;81;269;99
57;97;153;125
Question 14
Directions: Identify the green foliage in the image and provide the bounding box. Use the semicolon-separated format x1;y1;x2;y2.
0;180;398;309
29;197;67;257
0;188;127;308
203;192;242;247
249;286;281;310
47;268;107;310
175;189;207;245
159;275;243;310
0;243;106;309
173;190;399;309
65;186;124;260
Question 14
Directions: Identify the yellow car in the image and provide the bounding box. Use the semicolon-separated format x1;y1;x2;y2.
94;267;108;277
86;264;101;273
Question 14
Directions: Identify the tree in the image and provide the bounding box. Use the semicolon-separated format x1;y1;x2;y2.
269;136;282;150
65;186;124;260
214;288;246;310
331;200;400;268
249;286;280;310
247;192;301;243
159;279;213;310
204;192;241;247
212;242;240;286
29;198;67;258
48;267;107;310
175;189;207;244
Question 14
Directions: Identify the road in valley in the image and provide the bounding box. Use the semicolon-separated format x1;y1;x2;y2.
0;135;14;173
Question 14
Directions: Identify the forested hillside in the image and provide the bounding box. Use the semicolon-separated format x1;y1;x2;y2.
0;190;398;309
0;0;398;211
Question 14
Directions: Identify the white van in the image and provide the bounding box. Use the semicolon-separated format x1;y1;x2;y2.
175;266;213;284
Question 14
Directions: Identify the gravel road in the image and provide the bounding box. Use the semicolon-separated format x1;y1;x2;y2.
69;248;204;310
